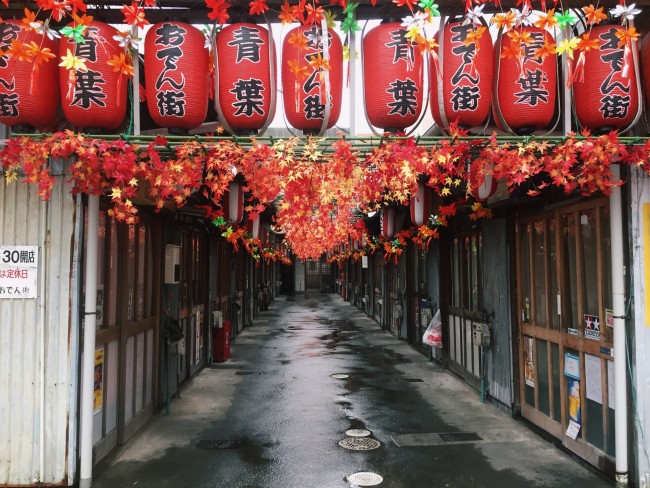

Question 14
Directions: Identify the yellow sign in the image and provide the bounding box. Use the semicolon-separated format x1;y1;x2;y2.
93;348;104;413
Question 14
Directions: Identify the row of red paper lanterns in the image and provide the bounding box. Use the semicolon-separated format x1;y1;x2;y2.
1;19;647;134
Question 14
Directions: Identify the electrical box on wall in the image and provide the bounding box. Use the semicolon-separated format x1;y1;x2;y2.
164;245;181;284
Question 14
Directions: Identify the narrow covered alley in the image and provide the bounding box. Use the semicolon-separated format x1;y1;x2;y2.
93;294;611;488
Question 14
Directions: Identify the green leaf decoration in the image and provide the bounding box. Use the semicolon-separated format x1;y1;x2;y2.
60;25;86;44
341;13;360;34
212;216;226;227
554;10;577;27
324;9;337;29
343;2;359;14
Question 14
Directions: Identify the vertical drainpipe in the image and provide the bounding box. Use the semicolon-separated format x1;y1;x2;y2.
79;195;99;488
611;164;628;485
349;16;356;139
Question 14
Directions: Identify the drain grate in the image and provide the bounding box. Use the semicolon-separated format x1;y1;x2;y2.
438;432;482;442
196;440;242;450
347;472;383;486
403;378;424;383
338;437;381;450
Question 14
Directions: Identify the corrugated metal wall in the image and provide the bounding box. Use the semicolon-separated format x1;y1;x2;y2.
481;218;514;407
0;174;77;486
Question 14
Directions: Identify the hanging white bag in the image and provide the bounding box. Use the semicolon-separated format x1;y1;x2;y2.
422;309;443;348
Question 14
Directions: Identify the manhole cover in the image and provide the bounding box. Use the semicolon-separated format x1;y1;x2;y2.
331;373;349;379
438;432;482;442
196;440;242;450
347;472;383;486
338;437;381;450
346;429;371;437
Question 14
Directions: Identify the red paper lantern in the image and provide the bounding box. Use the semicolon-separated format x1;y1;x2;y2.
410;183;432;226
282;25;343;133
0;20;59;129
493;26;556;135
216;23;275;134
59;21;126;130
222;180;243;224
363;23;423;131
247;212;260;238
430;21;493;129
380;207;397;239
469;163;497;201
145;22;208;130
574;25;641;134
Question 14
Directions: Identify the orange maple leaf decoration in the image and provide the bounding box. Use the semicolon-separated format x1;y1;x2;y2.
534;9;558;30
121;1;149;27
582;4;607;25
107;52;135;77
308;53;331;71
615;27;640;48
533;40;556;60
279;0;298;24
287;31;308;51
249;0;269;16
575;33;599;53
491;11;516;31
500;40;522;60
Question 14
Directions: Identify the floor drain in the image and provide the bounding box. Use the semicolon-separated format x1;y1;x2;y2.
196;440;242;450
346;429;371;437
347;472;383;486
438;432;482;442
331;373;349;379
403;378;424;383
338;437;381;450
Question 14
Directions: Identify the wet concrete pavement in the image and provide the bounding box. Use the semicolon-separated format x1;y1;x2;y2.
93;293;613;488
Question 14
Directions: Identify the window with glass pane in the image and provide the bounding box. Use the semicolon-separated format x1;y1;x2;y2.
602;206;613;343
561;213;579;332
533;221;547;326
520;224;531;323
580;209;599;323
548;219;560;330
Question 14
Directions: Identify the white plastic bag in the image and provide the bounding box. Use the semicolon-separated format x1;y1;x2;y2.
422;309;443;348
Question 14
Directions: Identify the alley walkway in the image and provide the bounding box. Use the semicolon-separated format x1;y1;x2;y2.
93;294;612;488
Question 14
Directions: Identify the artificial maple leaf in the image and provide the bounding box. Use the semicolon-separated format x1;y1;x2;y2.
533;40;556;60
22;8;37;29
491;11;516;31
575;33;599;53
303;3;324;25
71;12;93;29
279;0;298;24
308;53;331;71
68;0;87;13
4;39;29;62
555;36;579;59
507;29;533;46
59;48;88;71
23;41;56;64
287;31;308;51
582;4;607;25
500;40;522;59
107;52;134;77
615;27;639;48
462;26;485;47
249;0;269;16
392;0;416;11
121;1;148;27
534;9;558;30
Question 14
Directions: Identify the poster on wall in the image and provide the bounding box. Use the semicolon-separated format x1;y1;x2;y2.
524;336;535;387
585;354;603;404
564;352;580;380
94;348;104;414
584;314;601;341
566;377;581;440
0;246;39;299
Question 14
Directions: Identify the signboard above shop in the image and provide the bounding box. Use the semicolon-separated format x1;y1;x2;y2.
0;246;39;299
